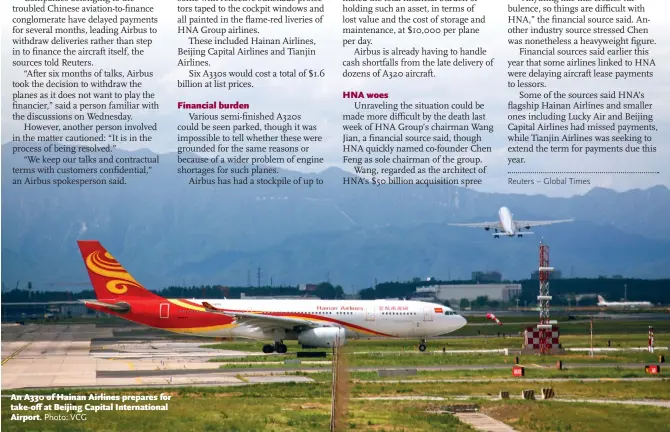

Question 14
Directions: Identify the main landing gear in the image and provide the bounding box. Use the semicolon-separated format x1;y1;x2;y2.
418;339;427;352
262;341;287;354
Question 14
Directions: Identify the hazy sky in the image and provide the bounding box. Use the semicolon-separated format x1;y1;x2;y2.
2;0;669;197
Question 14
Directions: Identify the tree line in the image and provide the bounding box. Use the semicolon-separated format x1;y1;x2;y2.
1;278;668;305
0;282;345;303
359;278;670;305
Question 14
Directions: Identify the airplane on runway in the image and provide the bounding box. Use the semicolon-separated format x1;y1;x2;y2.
76;240;466;354
449;206;574;238
597;295;652;309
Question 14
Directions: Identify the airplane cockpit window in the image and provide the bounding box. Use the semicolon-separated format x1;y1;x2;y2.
444;310;455;315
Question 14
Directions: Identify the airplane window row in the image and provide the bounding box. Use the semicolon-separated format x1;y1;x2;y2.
269;312;349;315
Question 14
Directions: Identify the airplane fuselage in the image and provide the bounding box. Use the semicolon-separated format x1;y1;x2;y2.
597;302;652;308
85;298;466;340
499;206;515;235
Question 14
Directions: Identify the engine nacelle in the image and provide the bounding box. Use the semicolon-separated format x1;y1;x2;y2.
298;327;346;348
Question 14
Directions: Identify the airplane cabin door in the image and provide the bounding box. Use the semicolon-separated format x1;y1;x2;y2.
159;303;169;318
365;307;375;321
423;307;433;322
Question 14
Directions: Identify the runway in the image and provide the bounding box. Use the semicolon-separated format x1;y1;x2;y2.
1;323;666;390
357;396;670;409
1;324;314;389
96;362;655;379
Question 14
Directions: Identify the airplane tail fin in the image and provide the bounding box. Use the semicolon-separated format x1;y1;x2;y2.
77;240;162;301
597;295;605;303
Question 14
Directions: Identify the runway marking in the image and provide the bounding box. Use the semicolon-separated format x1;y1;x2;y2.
353;378;666;384
455;413;519;432
515;364;547;369
1;326;43;365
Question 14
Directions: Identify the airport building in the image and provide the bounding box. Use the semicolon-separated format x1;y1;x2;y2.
471;271;503;283
414;284;522;304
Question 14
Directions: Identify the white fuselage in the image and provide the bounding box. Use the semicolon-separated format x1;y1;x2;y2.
176;299;467;340
598;301;652;308
498;206;515;235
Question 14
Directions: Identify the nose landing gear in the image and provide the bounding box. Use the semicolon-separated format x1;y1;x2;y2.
418;339;427;352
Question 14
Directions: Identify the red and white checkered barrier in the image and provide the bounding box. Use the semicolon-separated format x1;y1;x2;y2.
524;326;560;349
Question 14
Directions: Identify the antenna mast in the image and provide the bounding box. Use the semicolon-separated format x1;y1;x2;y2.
537;240;553;355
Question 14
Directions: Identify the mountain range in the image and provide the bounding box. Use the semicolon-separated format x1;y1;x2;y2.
2;145;670;290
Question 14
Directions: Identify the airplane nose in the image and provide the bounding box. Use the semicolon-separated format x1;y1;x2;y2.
457;315;467;329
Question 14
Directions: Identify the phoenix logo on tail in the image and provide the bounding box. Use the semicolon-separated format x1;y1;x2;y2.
86;250;141;295
78;240;161;301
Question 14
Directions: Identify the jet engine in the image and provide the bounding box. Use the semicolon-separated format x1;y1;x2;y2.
298;327;346;348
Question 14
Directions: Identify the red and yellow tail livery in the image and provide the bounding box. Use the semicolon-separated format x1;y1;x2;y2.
78;240;161;301
77;240;234;333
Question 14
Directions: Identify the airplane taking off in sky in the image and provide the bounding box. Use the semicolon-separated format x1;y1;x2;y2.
77;241;467;353
597;295;652;309
449;206;574;238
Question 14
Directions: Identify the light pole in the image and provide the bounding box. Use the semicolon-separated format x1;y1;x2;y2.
589;317;594;358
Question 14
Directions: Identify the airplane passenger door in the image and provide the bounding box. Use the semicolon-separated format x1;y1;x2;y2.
159;303;169;319
365;307;375;321
423;307;433;322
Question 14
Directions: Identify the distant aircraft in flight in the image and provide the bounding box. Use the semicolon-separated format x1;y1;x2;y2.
449;206;574;238
597;295;652;309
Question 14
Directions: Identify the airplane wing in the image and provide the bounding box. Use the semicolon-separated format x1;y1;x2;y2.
448;221;503;230
202;302;336;332
514;219;574;228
